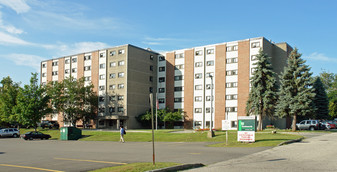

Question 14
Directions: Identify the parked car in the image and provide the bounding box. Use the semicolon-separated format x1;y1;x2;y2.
296;120;320;130
0;128;20;138
21;131;51;140
40;121;59;129
320;122;331;130
327;121;337;129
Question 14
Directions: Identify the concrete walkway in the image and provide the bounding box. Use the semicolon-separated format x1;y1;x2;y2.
186;132;337;172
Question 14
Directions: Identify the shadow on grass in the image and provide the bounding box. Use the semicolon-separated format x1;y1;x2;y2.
255;139;290;143
80;135;92;139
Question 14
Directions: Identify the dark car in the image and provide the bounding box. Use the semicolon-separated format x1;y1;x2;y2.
21;131;51;140
40;121;59;129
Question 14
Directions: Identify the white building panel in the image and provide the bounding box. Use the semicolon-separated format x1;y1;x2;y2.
226;76;238;83
225;100;237;107
226;88;238;95
174;70;184;76
174;91;184;98
174;103;183;109
226;63;238;70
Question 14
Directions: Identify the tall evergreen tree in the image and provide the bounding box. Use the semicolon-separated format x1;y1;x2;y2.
312;77;329;119
246;49;278;131
276;48;315;131
15;73;52;131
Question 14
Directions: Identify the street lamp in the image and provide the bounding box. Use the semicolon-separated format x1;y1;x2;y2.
208;74;215;138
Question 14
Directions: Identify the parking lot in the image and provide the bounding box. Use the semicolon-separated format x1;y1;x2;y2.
0;137;271;172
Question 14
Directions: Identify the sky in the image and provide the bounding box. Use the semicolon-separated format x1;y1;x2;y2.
0;0;336;86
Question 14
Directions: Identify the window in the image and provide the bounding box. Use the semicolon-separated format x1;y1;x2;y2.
118;84;124;89
150;65;153;71
206;84;212;90
109;73;116;79
52;71;58;76
99;74;105;80
251;55;258;61
251;42;260;48
99;64;105;69
118;95;124;100
226;107;237;112
174;75;183;81
158;98;165;103
159;67;165;72
207;49;214;54
99;96;105;102
99;85;105;91
206;72;214;78
109;85;116;90
233;45;238;51
65;59;70;64
109;107;115;113
195;62;203;67
195;50;203;56
226;94;238;100
84;76;91;81
71;68;77;73
207;60;214;66
150;55;154;60
159;77;165;83
174;98;183;102
84;66;91;71
174;87;183;91
226;70;238;76
251;68;257;74
110;62;116;67
118;72;124;78
118;49;125;54
110;51;116;56
84;55;91;61
226;45;238;52
72;58;77;63
195;73;202;79
159;56;165;61
42;63;47;68
226;57;238;64
206;96;213;101
206;108;213;113
175;64;184;70
195;85;202;90
52;61;58;66
226;82;238;88
42;73;46;77
118;107;124;112
195;96;202;102
118;61;125;66
100;53;104;58
149;76;153;82
175;53;184;59
195;108;202;113
149;87;153;93
158;88;165;93
98;107;105;113
110;96;116;101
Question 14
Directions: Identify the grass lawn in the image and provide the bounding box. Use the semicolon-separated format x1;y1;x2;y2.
19;128;304;147
89;162;181;172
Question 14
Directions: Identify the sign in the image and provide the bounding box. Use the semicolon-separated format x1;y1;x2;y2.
237;116;256;142
222;120;231;130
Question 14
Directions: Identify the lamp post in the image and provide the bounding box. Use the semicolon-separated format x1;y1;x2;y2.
208;74;215;138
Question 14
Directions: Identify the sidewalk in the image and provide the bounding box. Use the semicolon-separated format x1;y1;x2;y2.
186;132;337;172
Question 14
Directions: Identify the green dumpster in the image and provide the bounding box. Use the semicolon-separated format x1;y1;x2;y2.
60;127;82;140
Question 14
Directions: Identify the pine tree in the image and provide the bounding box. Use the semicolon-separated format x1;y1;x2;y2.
312;77;329;119
246;49;278;131
276;48;315;131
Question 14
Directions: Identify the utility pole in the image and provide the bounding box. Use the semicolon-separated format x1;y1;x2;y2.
150;93;155;165
208;74;215;138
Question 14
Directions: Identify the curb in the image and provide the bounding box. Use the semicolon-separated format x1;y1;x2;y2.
146;163;204;172
278;137;304;146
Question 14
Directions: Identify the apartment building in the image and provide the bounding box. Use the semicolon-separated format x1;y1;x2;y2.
158;37;292;130
41;45;159;129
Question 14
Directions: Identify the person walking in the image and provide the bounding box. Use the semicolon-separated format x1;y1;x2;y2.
120;125;125;143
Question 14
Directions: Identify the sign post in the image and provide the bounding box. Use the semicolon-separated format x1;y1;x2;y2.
237;116;256;142
222;120;230;145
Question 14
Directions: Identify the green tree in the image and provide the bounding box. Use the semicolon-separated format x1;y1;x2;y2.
0;76;21;126
312;77;329;119
319;71;337;93
136;108;183;129
276;48;315;131
328;90;337;119
15;73;52;131
246;49;278;131
163;109;183;129
47;76;97;127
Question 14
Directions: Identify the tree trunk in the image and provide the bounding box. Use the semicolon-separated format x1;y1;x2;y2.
292;114;297;132
258;114;263;131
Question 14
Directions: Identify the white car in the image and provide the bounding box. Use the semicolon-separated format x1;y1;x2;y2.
0;128;20;138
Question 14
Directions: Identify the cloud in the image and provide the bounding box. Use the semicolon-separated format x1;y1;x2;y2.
0;31;32;45
304;52;337;63
45;41;110;57
142;36;191;46
0;0;30;14
0;53;45;71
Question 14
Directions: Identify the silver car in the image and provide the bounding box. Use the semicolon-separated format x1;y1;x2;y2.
296;120;319;131
0;128;20;138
